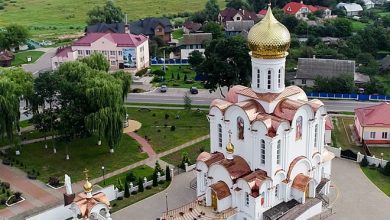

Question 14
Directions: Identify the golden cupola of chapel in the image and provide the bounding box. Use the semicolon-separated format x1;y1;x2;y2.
247;4;291;59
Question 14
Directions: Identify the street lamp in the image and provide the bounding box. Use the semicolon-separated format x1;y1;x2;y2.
381;153;384;167
102;166;105;185
165;192;169;214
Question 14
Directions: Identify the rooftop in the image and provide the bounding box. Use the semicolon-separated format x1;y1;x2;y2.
129;17;172;35
73;32;148;47
296;58;355;80
355;102;390;127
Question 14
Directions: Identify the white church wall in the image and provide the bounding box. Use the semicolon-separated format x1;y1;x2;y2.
291;188;304;204
295;200;322;220
218;195;232;212
289;158;312;181
209;107;225;153
208;165;233;188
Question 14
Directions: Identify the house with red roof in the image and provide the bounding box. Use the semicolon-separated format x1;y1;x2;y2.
282;1;332;19
51;32;149;71
354;102;390;144
218;8;258;25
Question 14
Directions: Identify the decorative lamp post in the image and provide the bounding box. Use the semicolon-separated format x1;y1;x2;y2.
101;166;105;185
165;192;169;214
381;153;384;167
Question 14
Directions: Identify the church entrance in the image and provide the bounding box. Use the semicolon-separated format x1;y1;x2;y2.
211;190;218;210
305;185;309;198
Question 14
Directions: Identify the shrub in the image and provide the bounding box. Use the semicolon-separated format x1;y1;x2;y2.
48;177;61;187
382;161;390;176
126;172;136;183
360;155;369;167
154;161;163;174
116;178;124;191
1;182;10;189
131;88;146;93
146;185;152;190
117;196;123;200
180;152;190;169
199;146;205;153
138;178;144;192
184;74;188;81
153;69;165;77
135;68;149;77
0;198;6;205
112;203;117;207
124;181;130;198
152;171;158;187
165;113;169;120
158;180;165;184
176;73;180;80
170;125;176;131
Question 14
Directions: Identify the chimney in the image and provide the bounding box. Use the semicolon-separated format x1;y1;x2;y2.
124;14;130;34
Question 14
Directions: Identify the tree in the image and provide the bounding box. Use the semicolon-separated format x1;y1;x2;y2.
190;11;207;24
202;22;223;39
165;165;171;181
200;36;251;96
281;15;299;33
184;74;188;81
382;161;390;176
188;50;205;69
360;155;369;167
313;75;356;93
247;0;266;12
154;161;163;174
81;53;110;72
124;180;130;198
152;171;158;187
138;177;144;192
226;0;251;10
332;18;352;37
180;152;190;169
184;94;192;110
0;24;29;50
204;0;220;21
87;1;124;25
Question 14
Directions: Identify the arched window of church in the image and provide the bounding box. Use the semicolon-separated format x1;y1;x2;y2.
267;70;272;89
204;173;207;188
278;69;281;88
296;116;303;140
314;124;318;148
260;139;265;164
245;192;249;206
257;70;260;88
218;124;223;148
277;140;281;165
237;117;244;140
275;184;279;199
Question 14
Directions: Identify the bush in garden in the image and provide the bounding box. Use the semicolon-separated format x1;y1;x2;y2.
180;152;190;169
126;172;136;183
152;171;158;187
166;165;171;182
138;178;144;192
165;113;169;120
360;155;369;167
124;181;130;198
170;125;176;131
382;161;390;176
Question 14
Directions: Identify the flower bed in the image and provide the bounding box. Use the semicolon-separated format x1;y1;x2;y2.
5;192;25;207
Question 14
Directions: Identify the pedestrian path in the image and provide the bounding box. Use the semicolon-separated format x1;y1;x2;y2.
0;136;56;150
126;132;156;158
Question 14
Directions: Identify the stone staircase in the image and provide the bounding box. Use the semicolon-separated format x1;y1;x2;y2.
316;178;329;194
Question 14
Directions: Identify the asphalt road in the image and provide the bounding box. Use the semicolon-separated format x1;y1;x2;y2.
126;88;380;112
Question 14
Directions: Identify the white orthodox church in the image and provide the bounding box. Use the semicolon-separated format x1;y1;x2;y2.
196;5;334;220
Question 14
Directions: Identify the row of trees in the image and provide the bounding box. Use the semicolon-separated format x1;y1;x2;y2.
0;24;30;50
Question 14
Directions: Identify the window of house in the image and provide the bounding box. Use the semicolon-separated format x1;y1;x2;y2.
278;69;281;88
261;139;265;164
267;70;272;89
110;61;116;65
86;50;91;55
277;140;281;165
218;124;223;148
237;17;241;21
110;51;116;56
245;192;249;206
302;79;306;84
275;184;279;199
382;132;388;139
156;28;162;32
237;117;244;140
118;51;122;56
140;46;144;52
370;132;376;139
314;124;318;148
78;50;82;55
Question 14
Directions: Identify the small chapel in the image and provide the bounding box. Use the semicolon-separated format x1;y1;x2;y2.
195;4;334;220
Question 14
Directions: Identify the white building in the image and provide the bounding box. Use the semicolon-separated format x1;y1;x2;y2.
51;32;149;71
196;5;334;220
336;3;364;17
362;0;375;9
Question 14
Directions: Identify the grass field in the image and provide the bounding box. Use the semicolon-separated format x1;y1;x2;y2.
332;117;362;153
0;0;225;40
361;167;390;196
126;107;209;153
374;75;390;95
151;65;204;89
161;139;210;166
3;134;148;183
351;20;367;32
172;29;184;40
11;51;44;66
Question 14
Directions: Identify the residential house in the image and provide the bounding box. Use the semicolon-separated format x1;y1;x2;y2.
257;9;267;18
51;32;149;71
183;21;202;34
0;50;14;67
129;18;172;43
283;1;332;19
363;0;375;9
291;57;360;87
336;3;363;17
355;102;390;144
218;8;258;25
325;116;333;145
379;56;390;71
178;33;212;59
224;20;254;38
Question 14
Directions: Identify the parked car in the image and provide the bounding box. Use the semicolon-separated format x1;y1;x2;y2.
160;85;167;93
190;87;198;94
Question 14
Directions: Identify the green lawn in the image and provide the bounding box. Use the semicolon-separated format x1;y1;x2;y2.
361;167;390;196
172;29;184;40
20;120;33;128
161;139;210;166
125;102;209;109
96;165;155;188
151;65;204;89
110;181;170;212
374;75;390;96
332;117;363;153
0;0;225;40
11;51;44;66
126;108;209;153
378;12;390;17
3;134;148;183
367;147;390;161
351;20;367;32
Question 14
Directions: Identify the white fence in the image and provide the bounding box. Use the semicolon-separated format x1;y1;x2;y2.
185;163;196;172
325;146;389;167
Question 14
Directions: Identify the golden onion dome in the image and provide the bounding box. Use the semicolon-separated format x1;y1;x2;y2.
83;179;93;193
247;4;291;59
226;141;235;154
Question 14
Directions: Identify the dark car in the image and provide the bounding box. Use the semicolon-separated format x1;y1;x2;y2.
190;87;198;94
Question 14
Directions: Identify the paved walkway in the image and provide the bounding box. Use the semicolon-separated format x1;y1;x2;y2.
327;158;390;220
0;163;63;219
126;132;156;158
0;136;55;150
22;48;56;75
113;171;197;220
